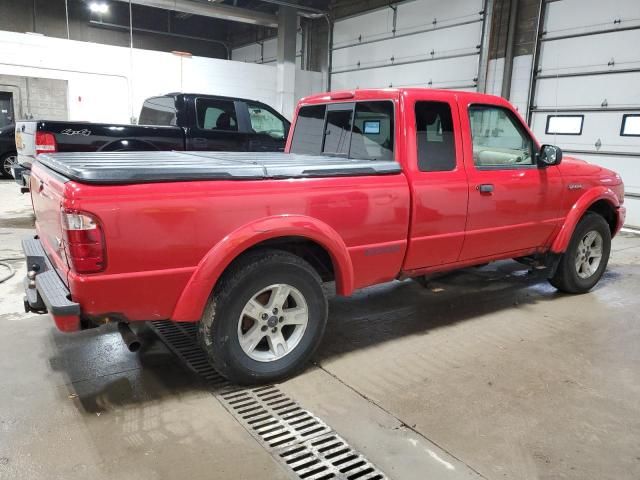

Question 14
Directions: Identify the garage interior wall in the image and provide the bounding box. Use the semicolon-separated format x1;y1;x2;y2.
0;30;323;123
528;0;640;227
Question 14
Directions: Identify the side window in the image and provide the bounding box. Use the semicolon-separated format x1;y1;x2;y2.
290;104;327;154
621;114;640;137
196;99;237;131
138;96;177;126
247;102;287;139
350;101;394;161
415;101;456;172
469;105;534;168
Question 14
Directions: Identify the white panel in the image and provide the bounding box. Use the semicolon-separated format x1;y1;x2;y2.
539;29;640;75
534;72;640;109
396;0;484;34
232;43;262;63
262;38;278;63
536;0;640;227
485;58;504;96
531;111;639;153
294;70;325;105
231;33;303;64
332;22;481;71
0;30;306;122
545;0;640;36
331;55;478;90
333;9;394;47
509;54;533;115
623;197;640;228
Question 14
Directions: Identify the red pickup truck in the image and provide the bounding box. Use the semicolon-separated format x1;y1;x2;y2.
22;88;625;384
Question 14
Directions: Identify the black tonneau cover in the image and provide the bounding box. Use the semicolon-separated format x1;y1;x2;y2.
37;151;401;184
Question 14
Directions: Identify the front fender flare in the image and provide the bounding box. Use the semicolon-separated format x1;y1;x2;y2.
171;215;354;322
550;186;620;254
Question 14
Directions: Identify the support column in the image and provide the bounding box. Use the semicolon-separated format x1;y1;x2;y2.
276;6;297;119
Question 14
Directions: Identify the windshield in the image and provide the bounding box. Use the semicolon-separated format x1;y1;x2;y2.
290;100;394;161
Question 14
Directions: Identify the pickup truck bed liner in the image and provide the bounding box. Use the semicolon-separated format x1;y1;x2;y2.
37;151;401;184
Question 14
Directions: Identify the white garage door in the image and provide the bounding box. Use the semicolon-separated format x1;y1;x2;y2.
529;0;640;227
331;0;486;91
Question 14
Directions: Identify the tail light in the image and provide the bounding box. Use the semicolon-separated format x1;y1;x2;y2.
61;210;106;274
36;132;57;155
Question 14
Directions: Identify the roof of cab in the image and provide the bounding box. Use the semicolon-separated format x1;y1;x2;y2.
298;88;507;106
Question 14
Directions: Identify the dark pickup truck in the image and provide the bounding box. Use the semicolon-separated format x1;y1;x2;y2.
13;93;290;190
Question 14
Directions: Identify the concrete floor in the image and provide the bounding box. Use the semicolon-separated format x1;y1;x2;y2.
1;178;639;480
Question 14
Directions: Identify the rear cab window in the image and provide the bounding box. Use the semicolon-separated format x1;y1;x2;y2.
139;96;177;126
290;100;394;161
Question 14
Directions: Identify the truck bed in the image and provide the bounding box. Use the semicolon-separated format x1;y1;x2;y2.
36;151;401;184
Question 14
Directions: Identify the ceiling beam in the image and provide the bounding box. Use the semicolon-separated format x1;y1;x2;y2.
111;0;279;28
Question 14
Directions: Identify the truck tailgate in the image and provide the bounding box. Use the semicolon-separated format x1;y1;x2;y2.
15;121;37;167
30;163;70;282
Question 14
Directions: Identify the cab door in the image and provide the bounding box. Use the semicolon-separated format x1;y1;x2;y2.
187;97;247;151
240;101;290;152
458;102;564;261
402;95;469;270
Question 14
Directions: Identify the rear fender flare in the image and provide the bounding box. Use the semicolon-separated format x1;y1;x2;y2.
171;215;354;322
550;186;620;254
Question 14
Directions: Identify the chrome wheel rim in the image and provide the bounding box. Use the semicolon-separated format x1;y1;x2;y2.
237;283;308;362
575;230;603;279
3;154;17;177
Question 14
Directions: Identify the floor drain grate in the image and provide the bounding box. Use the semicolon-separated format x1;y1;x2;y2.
149;321;387;480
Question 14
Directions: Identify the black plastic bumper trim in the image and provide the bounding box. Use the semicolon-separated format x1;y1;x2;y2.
22;236;80;316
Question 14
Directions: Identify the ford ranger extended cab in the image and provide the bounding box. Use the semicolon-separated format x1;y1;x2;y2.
13;93;290;190
22;88;625;384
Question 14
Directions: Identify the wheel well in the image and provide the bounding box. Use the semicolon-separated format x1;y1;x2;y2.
586;200;617;234
241;237;336;283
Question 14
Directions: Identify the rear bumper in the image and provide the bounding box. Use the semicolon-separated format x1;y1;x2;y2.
22;235;81;332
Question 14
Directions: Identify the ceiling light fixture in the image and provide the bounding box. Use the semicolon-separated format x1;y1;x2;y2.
89;2;109;14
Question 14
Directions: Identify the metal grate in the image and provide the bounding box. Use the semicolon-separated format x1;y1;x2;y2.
149;321;387;480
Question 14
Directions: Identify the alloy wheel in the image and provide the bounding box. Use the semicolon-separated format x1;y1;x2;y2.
237;283;309;362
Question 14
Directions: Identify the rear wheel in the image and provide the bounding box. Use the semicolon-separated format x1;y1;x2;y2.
1;152;17;179
549;213;611;293
199;249;328;384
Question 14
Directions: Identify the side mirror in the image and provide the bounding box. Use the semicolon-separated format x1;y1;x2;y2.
538;144;563;167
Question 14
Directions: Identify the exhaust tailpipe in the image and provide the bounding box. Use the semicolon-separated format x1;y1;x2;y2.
118;322;141;352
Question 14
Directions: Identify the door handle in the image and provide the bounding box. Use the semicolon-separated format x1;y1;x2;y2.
477;183;494;193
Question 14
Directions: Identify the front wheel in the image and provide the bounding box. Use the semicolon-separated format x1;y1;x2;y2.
549;213;611;294
1;152;18;179
199;249;328;384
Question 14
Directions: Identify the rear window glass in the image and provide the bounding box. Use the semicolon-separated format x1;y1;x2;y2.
138;96;177;126
290;101;394;161
289;105;326;154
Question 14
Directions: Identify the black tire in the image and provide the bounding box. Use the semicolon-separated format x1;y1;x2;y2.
1;152;17;179
549;212;611;294
199;249;328;384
